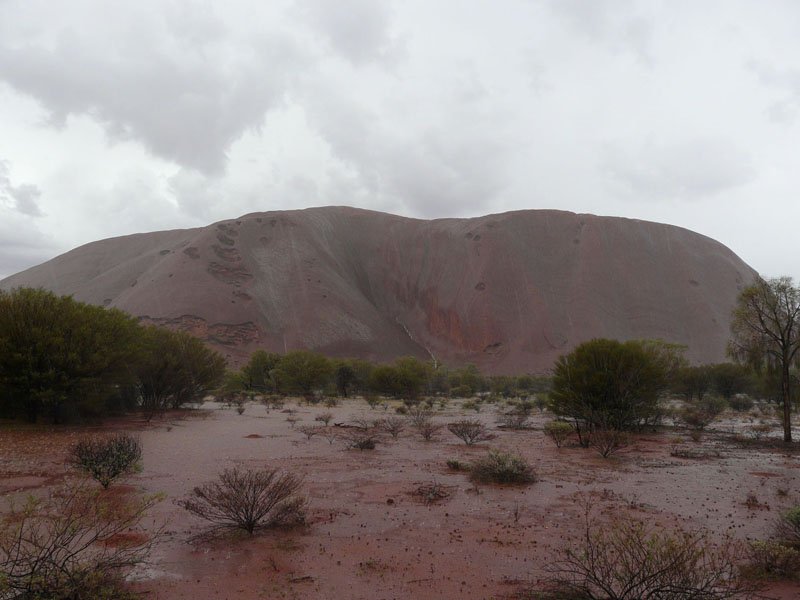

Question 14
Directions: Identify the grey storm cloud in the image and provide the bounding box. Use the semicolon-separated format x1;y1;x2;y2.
294;0;399;65
0;160;43;217
0;10;306;175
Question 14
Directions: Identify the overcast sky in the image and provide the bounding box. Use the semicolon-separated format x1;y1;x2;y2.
1;0;799;281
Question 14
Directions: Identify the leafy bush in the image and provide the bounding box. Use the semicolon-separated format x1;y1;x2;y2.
447;419;495;446
549;514;755;599
679;397;726;430
70;434;142;489
728;395;754;412
179;467;306;535
776;505;800;548
544;421;573;448
746;540;800;579
469;450;536;485
446;459;466;471
450;384;472;398
0;480;159;599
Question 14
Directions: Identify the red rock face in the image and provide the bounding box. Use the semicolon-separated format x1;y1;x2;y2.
0;207;757;373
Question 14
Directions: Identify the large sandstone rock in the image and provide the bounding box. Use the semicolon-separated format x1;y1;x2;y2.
0;207;757;373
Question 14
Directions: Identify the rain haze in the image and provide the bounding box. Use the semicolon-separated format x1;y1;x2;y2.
1;0;798;281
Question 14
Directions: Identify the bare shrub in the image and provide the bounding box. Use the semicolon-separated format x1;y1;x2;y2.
179;468;306;535
298;425;323;440
70;434;142;489
320;428;339;445
588;428;630;458
315;412;333;426
447;419;495;446
409;408;443;441
413;481;453;506
543;421;573;448
0;480;160;599
340;429;380;450
469;450;536;485
548;512;756;600
380;416;407;438
350;417;372;430
498;408;532;430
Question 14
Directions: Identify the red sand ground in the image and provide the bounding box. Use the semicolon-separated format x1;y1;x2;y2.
2;402;800;599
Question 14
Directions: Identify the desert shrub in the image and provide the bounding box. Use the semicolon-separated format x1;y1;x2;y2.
469;450;536;485
680;397;727;430
315;412;333;426
588;428;630;458
70;434;142;489
462;399;481;412
498;407;532;429
549;514;755;599
298;425;323;440
341;429;379;450
350;417;372;430
380;416;407;438
0;480;159;599
178;467;306;535
533;394;549;412
447;419;495;446
728;395;754;412
236;404;246;415
544;421;573;448
450;384;472;398
324;396;338;408
446;459;466;471
417;420;444;441
394;405;408;415
364;393;381;409
746;540;800;579
775;505;800;548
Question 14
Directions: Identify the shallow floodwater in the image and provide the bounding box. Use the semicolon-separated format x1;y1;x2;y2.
2;401;799;599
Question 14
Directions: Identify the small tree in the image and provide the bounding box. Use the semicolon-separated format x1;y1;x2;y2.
549;339;674;443
70;434;142;489
179;468;306;535
729;276;800;442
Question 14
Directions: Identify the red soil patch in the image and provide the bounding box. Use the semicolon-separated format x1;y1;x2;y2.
3;403;800;599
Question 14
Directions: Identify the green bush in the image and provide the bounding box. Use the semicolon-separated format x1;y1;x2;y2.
543;421;572;448
446;459;466;471
469;450;536;485
746;540;800;579
70;434;142;489
776;505;800;548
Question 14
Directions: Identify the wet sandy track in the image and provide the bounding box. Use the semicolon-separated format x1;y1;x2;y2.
2;403;800;599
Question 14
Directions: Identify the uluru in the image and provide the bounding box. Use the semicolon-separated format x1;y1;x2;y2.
0;206;757;373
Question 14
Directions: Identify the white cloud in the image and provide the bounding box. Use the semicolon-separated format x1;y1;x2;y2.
0;160;43;217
